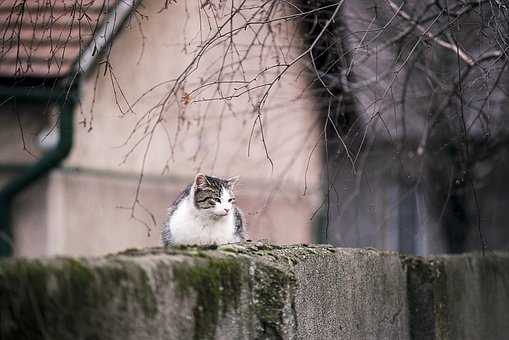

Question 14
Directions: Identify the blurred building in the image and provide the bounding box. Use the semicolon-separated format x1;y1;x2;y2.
303;0;509;255
0;0;323;257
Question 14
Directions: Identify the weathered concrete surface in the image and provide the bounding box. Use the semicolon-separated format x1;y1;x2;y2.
294;248;409;339
404;253;509;340
0;244;508;340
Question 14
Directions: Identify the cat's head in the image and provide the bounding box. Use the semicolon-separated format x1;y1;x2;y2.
192;173;239;217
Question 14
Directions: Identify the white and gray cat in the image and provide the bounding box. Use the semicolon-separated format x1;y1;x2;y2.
161;173;247;245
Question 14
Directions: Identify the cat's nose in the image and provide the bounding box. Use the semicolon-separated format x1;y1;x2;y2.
224;208;230;214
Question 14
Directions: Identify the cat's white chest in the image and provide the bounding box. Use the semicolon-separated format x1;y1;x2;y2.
169;199;236;245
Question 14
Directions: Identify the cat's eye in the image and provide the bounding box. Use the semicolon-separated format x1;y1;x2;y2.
208;197;220;204
228;198;235;203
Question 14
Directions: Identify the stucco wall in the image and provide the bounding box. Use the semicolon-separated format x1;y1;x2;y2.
0;103;48;165
69;1;321;184
61;0;322;251
16;170;313;256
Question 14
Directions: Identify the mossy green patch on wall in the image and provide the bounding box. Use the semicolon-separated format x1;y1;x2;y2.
251;261;296;340
0;257;157;340
0;258;100;340
172;256;244;340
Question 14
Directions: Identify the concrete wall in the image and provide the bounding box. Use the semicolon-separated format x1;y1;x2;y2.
1;244;507;340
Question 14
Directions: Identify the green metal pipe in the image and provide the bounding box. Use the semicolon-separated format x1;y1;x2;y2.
0;85;78;256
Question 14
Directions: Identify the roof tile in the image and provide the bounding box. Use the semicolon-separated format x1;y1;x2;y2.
0;0;118;78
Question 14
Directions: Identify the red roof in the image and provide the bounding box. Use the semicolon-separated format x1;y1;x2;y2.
0;0;118;78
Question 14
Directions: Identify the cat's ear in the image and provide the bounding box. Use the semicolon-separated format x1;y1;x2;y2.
226;176;239;188
195;173;209;188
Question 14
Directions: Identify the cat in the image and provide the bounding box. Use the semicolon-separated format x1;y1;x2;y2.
161;173;247;245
